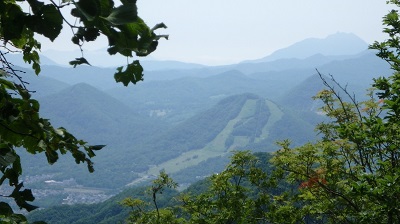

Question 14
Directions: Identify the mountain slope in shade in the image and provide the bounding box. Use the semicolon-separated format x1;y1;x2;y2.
246;32;368;63
38;82;171;154
278;74;327;112
277;53;392;115
246;51;391;101
316;51;392;88
5;65;71;97
20;83;169;188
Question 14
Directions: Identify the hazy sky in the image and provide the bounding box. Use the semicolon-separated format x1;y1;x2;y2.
40;1;392;65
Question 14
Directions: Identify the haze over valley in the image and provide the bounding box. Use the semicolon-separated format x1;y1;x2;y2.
1;33;390;212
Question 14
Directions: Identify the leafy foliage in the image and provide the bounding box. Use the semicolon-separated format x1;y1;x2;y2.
121;170;182;224
269;1;400;219
178;151;272;223
119;151;283;224
1;0;167;83
0;53;105;220
0;0;166;222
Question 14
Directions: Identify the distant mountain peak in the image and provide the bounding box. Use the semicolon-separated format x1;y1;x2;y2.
247;32;369;63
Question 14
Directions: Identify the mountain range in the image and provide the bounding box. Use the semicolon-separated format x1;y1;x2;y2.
5;32;392;210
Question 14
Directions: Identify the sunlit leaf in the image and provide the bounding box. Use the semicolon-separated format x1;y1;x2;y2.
102;3;138;25
0;151;17;167
0;79;16;90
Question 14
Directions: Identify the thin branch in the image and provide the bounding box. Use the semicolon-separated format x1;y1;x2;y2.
0;122;39;140
316;70;371;172
49;0;85;59
0;50;30;91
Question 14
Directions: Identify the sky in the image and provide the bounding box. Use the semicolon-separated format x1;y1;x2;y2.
39;1;392;65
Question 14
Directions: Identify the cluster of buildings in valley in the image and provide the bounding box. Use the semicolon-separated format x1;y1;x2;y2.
22;175;114;205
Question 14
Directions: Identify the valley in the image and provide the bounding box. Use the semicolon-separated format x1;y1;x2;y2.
4;32;393;211
130;98;284;186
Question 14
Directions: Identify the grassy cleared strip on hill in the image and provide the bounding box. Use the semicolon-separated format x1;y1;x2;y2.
142;99;261;178
255;99;284;143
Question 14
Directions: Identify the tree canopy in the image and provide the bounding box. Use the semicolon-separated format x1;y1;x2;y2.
0;0;166;222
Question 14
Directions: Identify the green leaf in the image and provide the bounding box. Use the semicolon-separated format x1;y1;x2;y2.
83;27;100;41
76;0;99;21
114;60;144;86
0;151;17;168
102;3;138;25
26;0;45;15
151;23;168;32
45;149;59;164
22;49;41;74
86;145;106;158
15;84;31;100
26;5;63;41
85;158;94;173
107;46;118;55
0;202;13;216
0;79;16;90
2;4;26;41
20;189;35;202
88;145;106;151
3;166;20;185
72;35;81;45
9;214;28;223
17;201;38;212
69;57;91;68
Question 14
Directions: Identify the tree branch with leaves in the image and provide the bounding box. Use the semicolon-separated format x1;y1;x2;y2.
0;0;166;222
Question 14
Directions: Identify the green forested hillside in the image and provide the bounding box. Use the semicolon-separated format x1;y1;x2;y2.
38;82;163;145
19;83;170;190
279;73;327;112
18;85;319;203
27;186;180;224
129;93;319;187
124;93;255;172
27;152;274;224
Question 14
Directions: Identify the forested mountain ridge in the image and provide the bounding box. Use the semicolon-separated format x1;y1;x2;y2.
129;93;313;185
5;32;390;220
